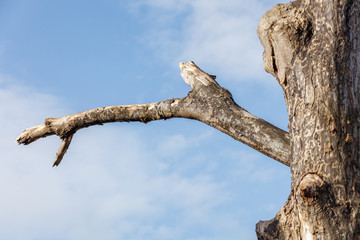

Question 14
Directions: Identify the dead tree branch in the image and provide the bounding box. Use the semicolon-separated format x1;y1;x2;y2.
17;62;290;166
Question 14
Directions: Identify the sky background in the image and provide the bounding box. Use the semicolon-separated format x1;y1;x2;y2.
0;0;289;239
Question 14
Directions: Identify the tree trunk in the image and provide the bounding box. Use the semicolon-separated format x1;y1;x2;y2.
256;0;360;239
16;0;360;238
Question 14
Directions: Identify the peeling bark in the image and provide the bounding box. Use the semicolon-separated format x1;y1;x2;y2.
17;62;290;166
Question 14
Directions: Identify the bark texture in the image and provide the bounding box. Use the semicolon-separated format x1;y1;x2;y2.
17;62;290;167
256;0;360;239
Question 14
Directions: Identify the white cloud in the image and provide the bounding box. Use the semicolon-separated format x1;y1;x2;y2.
131;0;285;82
0;77;260;239
0;1;290;239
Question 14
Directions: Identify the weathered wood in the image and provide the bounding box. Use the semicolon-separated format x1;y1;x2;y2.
257;0;360;239
17;62;290;166
53;134;73;167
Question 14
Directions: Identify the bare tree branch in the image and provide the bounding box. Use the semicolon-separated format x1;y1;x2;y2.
17;62;290;166
53;134;73;167
179;62;290;166
16;99;186;145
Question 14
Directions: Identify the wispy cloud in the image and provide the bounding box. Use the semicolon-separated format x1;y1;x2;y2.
1;1;290;239
0;77;257;239
130;0;284;82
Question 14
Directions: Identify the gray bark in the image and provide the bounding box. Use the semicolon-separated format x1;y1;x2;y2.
256;0;360;239
17;62;290;167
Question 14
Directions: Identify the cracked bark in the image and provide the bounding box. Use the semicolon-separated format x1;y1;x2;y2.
256;0;360;239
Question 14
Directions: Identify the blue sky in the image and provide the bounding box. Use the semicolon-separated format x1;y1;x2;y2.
0;0;289;239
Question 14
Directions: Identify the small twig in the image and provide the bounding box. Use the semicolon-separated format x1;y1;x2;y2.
53;134;74;167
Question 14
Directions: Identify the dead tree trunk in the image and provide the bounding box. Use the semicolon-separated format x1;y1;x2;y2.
256;0;360;239
16;0;360;239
